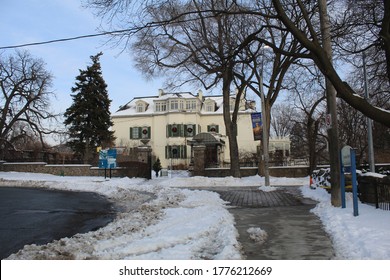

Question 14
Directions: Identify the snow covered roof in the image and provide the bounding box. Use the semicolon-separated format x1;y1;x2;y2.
112;90;255;117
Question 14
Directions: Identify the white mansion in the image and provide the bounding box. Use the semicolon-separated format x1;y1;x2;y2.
112;89;289;168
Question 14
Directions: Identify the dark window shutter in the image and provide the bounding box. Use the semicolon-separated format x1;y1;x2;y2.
167;125;171;137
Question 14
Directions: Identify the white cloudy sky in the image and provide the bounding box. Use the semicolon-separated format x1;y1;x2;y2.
0;0;169;115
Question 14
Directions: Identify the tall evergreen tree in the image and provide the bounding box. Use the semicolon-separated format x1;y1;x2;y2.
64;52;115;163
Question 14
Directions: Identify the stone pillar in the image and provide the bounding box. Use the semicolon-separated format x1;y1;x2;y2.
136;142;152;179
193;144;206;176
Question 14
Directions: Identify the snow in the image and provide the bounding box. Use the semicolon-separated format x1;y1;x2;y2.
247;227;268;244
1;171;390;260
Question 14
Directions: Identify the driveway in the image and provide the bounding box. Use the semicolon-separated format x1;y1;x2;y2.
0;186;116;259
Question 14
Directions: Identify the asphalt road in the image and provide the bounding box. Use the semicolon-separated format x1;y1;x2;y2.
0;186;116;259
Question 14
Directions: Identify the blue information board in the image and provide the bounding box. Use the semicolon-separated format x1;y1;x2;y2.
99;149;117;169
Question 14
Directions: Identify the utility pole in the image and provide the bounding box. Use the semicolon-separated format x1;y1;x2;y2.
363;52;375;172
319;0;341;207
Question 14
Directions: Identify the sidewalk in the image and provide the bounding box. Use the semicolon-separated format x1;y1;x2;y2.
207;186;335;260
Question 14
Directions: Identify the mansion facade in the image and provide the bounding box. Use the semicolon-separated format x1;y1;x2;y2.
112;89;286;169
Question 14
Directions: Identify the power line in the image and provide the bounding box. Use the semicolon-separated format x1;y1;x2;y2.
0;29;133;50
0;10;219;50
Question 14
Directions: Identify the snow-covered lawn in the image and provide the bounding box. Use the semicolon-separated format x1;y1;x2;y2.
1;171;390;260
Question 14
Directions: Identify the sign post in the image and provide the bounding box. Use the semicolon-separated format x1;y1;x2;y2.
350;149;359;217
340;151;346;209
340;145;359;216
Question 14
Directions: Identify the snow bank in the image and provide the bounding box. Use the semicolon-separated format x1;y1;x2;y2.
0;172;241;260
300;185;390;259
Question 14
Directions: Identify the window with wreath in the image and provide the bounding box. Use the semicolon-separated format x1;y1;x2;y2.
167;124;197;137
207;124;219;133
165;145;187;159
130;126;151;139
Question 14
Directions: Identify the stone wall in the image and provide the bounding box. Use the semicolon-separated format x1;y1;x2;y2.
0;162;124;177
269;166;310;177
1;162;136;178
197;166;309;178
0;144;153;179
204;167;258;177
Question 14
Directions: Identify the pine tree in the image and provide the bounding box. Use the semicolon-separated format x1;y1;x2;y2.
64;52;115;163
153;158;162;177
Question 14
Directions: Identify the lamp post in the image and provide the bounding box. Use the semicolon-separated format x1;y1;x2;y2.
259;73;270;187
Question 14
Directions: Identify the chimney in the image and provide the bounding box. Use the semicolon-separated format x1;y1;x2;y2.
158;89;164;97
197;89;203;100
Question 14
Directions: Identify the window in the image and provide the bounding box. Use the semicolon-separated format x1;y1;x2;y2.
185;124;196;137
135;101;148;113
165;145;187;159
207;124;219;133
137;103;144;112
204;100;216;112
130;126;151;139
186;100;197;111
179;100;185;110
170;100;178;111
155;102;166;112
130;127;140;139
166;124;196;137
167;124;182;137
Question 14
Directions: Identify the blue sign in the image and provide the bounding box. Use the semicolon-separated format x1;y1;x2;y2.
340;146;359;216
99;149;117;169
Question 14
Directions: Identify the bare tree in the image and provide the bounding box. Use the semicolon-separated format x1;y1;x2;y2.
127;1;266;177
285;63;328;173
271;0;390;127
0;50;57;159
271;103;296;138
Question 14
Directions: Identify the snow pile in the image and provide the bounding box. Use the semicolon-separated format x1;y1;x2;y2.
247;227;268;244
154;172;307;187
0;173;240;260
2;171;390;260
300;185;390;259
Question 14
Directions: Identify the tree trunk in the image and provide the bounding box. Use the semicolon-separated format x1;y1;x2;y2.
307;118;320;174
319;0;341;207
222;68;241;178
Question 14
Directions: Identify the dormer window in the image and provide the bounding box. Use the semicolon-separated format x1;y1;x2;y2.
137;103;144;112
204;99;216;112
135;100;148;113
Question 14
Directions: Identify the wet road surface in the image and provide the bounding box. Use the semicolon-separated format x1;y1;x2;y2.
0;186;116;259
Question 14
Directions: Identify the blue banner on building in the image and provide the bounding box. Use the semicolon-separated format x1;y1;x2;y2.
251;112;263;141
